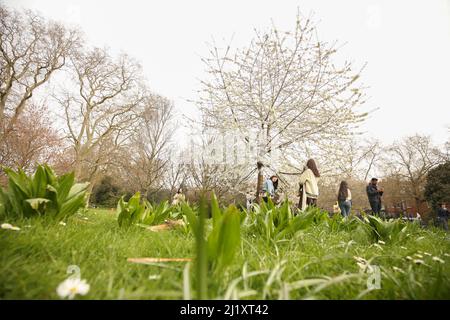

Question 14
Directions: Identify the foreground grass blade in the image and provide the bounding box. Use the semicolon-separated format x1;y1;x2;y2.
196;196;208;299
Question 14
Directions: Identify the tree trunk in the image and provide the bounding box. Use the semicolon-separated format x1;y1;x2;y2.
85;182;94;209
256;161;264;204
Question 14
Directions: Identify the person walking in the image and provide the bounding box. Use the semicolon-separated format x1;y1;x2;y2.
261;175;278;203
298;159;320;210
437;203;449;231
337;181;352;217
366;178;383;215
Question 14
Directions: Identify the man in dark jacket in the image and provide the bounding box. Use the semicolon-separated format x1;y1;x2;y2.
437;203;449;231
366;178;384;215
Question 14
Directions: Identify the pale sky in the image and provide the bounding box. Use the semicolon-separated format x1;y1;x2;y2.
4;0;450;146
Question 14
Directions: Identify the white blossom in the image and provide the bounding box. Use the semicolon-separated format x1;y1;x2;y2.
57;278;90;300
1;223;20;231
432;256;444;264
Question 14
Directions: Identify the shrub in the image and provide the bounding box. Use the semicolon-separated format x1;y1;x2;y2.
424;161;450;210
0;165;89;221
117;192;173;228
365;215;412;243
91;176;121;207
248;198;328;242
181;193;241;299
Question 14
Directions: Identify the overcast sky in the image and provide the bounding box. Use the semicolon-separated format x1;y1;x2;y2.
5;0;450;146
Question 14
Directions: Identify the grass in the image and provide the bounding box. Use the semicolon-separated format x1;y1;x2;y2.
1;208;449;299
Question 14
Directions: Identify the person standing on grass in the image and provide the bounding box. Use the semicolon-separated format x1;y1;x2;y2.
172;187;185;206
366;178;384;215
298;159;320;210
437;203;449;231
337;181;352;217
246;190;254;211
262;175;278;203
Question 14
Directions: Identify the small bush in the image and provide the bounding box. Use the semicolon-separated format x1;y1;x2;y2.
91;176;121;208
117;192;173;228
0;165;89;221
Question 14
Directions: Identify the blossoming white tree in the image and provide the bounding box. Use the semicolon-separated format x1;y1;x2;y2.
195;13;368;200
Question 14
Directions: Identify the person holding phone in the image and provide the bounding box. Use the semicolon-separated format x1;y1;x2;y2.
366;178;384;215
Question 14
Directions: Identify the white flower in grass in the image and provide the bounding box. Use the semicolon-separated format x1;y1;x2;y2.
444;253;450;258
405;256;413;261
414;254;423;259
59;221;67;226
400;246;407;250
378;240;386;245
57;278;90;300
1;223;20;231
423;252;432;257
432;256;444;264
413;259;425;265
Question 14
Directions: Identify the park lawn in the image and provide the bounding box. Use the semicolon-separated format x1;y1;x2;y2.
0;208;449;300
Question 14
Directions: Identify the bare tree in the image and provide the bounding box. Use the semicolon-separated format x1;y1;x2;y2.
0;103;65;176
383;135;447;211
195;12;368;199
0;5;81;140
320;138;381;181
118;95;176;196
167;162;187;196
56;47;144;193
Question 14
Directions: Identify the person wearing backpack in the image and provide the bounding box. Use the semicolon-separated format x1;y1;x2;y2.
298;159;320;210
337;181;352;217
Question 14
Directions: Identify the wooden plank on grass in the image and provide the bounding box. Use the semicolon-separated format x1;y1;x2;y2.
127;258;192;264
147;220;185;232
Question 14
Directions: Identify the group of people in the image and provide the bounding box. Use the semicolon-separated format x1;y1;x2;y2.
260;159;322;211
258;160;449;231
258;158;386;217
173;159;448;231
